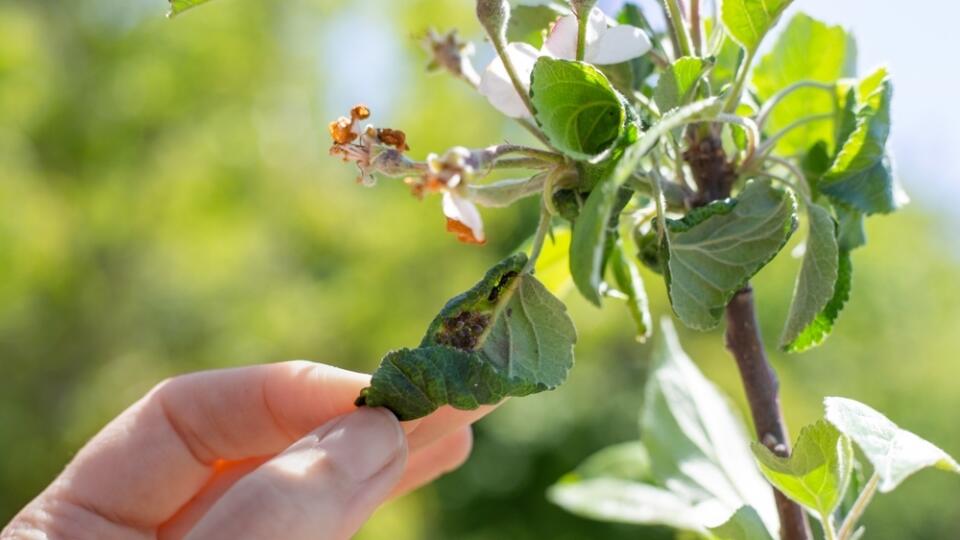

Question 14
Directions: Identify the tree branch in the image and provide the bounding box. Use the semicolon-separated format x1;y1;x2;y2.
725;288;812;540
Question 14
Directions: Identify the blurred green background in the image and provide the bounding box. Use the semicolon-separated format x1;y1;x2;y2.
2;0;959;538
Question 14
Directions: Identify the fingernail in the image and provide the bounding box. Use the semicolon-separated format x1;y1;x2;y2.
319;407;405;482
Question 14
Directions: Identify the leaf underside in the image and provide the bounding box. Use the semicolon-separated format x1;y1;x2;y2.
825;397;960;493
357;254;577;420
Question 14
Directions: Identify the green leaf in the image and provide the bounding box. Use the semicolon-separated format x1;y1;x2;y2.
169;0;214;16
752;14;856;155
532;226;574;297
550;320;778;534
704;18;743;88
752;420;853;516
825;397;960;492
783;249;852;353
780;202;839;352
834;203;866;251
664;180;798;330
721;0;792;52
641;319;779;533
549;477;709;530
507;4;564;48
530;58;626;160
567;98;723;305
655;57;708;113
561;441;653;483
609;240;652;342
357;254;577;420
708;506;775;540
819;68;905;215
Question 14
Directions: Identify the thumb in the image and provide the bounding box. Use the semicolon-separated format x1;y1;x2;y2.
184;407;407;540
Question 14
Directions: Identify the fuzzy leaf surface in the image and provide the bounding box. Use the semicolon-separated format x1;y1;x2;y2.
664;180;798;330
530;58;626;160
780;202;840;351
825;397;960;492
357;254;576;420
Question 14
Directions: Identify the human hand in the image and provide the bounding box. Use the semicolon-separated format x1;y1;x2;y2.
3;361;493;540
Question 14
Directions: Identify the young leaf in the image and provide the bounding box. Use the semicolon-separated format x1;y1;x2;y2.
169;0;214;16
752;14;856;155
609;240;652;341
532;226;574;297
834;203;866;251
663;180;798;330
549;477;709;531
507;4;565;48
568;98;723;304
357;254;577;420
783;249;852;353
820;68;906;215
751;420;854;516
550;320;778;535
641;319;779;534
529;58;626;160
654;57;708;113
708;506;775;540
825;397;960;492
780;202;839;351
559;441;653;483
721;0;793;53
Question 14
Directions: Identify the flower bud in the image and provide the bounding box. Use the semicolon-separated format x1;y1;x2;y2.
475;0;510;43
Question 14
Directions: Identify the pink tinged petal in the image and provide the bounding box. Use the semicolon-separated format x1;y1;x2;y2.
442;192;485;244
541;14;579;59
478;42;539;119
585;24;652;65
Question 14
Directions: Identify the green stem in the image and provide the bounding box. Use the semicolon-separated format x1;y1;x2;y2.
837;473;880;540
753;113;834;159
524;206;553;272
821;512;839;540
724;48;756;113
662;0;693;59
576;12;588;61
756;80;837;128
467;174;547;208
491;38;537;118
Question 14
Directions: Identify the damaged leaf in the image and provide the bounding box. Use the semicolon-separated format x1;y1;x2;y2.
357;254;577;420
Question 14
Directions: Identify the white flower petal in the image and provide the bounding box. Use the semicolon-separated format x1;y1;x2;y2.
585;24;652;65
542;13;579;60
478;42;539;118
442;192;485;244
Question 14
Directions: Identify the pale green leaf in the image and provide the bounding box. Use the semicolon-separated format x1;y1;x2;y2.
752;420;853;516
550;320;778;535
641;319;779;534
721;0;792;52
825;397;960;492
169;0;215;17
664;180;798;330
655;57;708;113
609;241;652;342
357;254;576;420
780;202;839;351
752;14;856;155
708;506;775;540
549;478;709;530
530;58;626;160
561;441;652;483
